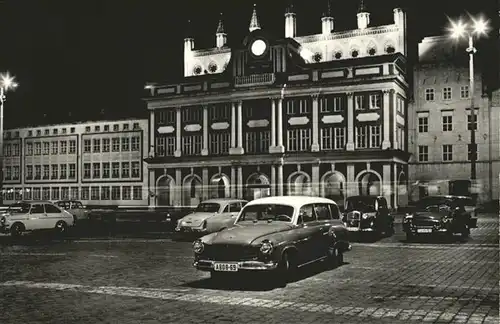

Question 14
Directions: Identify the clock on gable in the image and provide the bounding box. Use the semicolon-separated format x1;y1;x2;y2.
246;35;272;74
250;38;267;57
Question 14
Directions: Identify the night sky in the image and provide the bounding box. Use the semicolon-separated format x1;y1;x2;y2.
0;0;497;128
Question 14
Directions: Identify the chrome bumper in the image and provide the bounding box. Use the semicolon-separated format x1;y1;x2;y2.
193;259;279;271
175;226;207;234
345;227;374;232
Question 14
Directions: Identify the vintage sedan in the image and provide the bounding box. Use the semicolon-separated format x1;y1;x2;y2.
403;200;478;241
342;196;394;236
0;201;75;237
55;200;91;224
176;199;248;234
192;196;351;285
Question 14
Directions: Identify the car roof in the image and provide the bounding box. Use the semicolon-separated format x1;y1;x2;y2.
55;200;81;203
245;196;337;208
201;198;247;204
12;200;54;205
346;195;382;200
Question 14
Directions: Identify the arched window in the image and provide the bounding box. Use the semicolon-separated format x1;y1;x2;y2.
190;180;197;198
217;179;225;198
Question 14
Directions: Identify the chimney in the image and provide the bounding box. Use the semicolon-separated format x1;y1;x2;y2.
285;3;296;38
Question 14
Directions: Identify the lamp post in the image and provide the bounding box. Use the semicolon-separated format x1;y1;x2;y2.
448;16;489;190
0;72;18;205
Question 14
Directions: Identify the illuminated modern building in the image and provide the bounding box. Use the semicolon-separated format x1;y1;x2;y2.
2;118;149;206
408;35;500;203
144;2;411;208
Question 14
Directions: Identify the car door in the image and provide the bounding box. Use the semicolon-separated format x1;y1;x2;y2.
376;197;391;227
29;203;47;230
295;204;323;263
44;204;64;227
313;203;335;255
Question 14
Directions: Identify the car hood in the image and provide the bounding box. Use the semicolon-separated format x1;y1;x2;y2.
204;222;292;246
180;212;217;227
409;211;443;221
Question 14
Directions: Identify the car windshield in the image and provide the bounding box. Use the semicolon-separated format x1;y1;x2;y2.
236;204;294;223
195;203;220;213
345;197;376;212
7;203;31;214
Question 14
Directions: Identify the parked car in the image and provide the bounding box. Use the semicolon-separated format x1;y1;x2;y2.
342;195;394;236
192;196;351;285
412;195;478;218
55;200;91;224
175;199;248;235
403;198;478;241
0;201;75;237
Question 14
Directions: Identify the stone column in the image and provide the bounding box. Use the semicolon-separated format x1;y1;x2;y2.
270;98;285;153
202;167;209;199
175;168;182;206
346;163;355;197
270;164;276;196
174;107;182;157
346;92;355;151
312;161;320;196
230;101;244;155
383;164;392;209
270;98;276;148
231;102;236;148
148;169;156;208
277;159;284;196
382;89;391;149
391;90;398;149
311;94;320;152
149;110;155;157
230;166;236;198
201;105;209;156
237;166;243;198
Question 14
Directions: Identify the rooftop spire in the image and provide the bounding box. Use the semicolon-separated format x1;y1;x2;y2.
322;0;332;17
216;13;225;34
249;3;261;32
285;1;295;14
358;0;368;13
184;19;194;38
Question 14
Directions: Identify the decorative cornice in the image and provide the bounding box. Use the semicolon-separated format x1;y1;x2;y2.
192;47;232;57
294;25;398;44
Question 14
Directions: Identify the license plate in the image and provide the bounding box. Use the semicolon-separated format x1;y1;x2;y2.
346;227;359;232
417;228;433;233
214;263;239;272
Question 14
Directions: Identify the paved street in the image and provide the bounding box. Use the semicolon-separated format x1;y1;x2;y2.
0;214;498;324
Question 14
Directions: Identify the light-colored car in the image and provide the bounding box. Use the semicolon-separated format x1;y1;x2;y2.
0;201;75;237
193;196;351;285
176;199;248;234
55;200;91;223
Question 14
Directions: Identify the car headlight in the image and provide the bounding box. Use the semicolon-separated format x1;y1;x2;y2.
0;216;5;224
260;241;273;255
193;240;204;254
403;216;412;223
362;213;368;219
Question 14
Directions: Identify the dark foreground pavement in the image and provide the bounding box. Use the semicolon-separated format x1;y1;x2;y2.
0;214;498;324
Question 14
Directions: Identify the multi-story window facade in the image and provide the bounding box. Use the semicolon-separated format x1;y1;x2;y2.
408;35;499;203
1;118;149;206
144;5;411;209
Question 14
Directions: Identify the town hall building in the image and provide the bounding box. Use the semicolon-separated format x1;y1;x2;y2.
144;1;411;209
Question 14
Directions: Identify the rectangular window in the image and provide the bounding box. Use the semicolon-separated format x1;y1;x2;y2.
4;166;11;180
34;142;41;155
102;162;110;178
43;165;49;180
60;141;67;154
112;162;120;178
12;143;19;156
33;188;41;200
418;117;429;133
26;143;33;156
182;135;203;156
443;87;452;100
12;166;19;180
468;144;478;161
181;107;203;123
111;186;121;200
460;85;469;99
418;145;429;162
42;187;50;200
131;136;140;151
133;186;142;200
287;129;311;152
92;163;100;178
425;88;435;101
209;104;230;121
369;125;381;148
131;161;140;178
35;165;41;180
121;162;130;178
83;163;91;179
355;95;366;110
91;186;100;200
70;187;79;200
43;142;50;155
61;187;69;200
69;140;76;154
93;139;101;153
51;141;58;154
442;115;453;131
112;138;120;152
69;164;76;179
355;126;368;149
122;186;131;200
51;165;58;180
24;188;32;200
101;186;110;200
51;187;60;200
121;137;130;151
442;144;453;161
209;132;230;155
26;165;33;180
60;164;67;179
320;127;345;150
83;139;91;153
369;93;381;109
467;113;478;131
102;138;110;152
81;187;90;200
320;96;344;113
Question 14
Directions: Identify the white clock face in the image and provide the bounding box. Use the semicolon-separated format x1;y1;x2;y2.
251;39;267;56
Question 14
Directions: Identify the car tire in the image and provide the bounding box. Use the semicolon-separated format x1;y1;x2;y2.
276;251;296;287
327;245;342;268
10;222;24;238
55;221;68;236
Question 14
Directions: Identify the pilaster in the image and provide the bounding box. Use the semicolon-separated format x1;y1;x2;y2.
174;107;182;157
237;166;243;198
311;160;320;196
346;92;355;151
270;97;285;153
230;166;236;198
202;167;209;199
382;89;391;149
229;100;244;155
276;158;284;196
383;164;392;209
270;164;276;196
201;105;209;156
311;94;320;152
346;163;355;196
148;169;156;208
175;168;182;205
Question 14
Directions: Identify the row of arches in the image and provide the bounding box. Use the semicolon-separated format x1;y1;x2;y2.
155;170;407;207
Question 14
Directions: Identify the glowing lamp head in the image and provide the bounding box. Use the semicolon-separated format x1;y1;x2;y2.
472;17;489;35
449;19;466;38
0;72;18;90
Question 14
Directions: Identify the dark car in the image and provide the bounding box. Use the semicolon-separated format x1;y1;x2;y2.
342;196;394;236
192;196;351;286
403;197;478;241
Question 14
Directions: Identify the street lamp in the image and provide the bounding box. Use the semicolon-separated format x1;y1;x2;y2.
448;16;489;188
0;72;18;204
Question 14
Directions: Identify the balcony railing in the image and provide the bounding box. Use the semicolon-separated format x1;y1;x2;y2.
234;73;275;88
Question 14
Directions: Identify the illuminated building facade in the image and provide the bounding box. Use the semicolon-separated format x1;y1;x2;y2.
144;2;411;208
2;118;149;206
